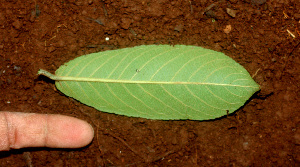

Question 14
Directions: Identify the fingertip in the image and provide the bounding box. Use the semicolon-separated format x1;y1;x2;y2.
46;115;94;148
71;118;95;148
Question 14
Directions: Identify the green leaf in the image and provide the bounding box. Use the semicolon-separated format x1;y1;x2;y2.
38;45;259;120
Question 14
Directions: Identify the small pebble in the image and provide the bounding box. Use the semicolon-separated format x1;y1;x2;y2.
224;25;232;34
48;46;56;53
243;142;249;150
14;65;21;72
120;18;131;30
226;8;237;17
174;24;183;32
12;20;22;29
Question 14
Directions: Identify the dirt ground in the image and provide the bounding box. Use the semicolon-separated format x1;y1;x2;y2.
0;0;299;166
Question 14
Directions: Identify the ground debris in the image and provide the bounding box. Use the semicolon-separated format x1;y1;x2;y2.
226;8;237;17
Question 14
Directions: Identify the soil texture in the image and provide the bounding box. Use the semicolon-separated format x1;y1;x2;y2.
0;0;299;166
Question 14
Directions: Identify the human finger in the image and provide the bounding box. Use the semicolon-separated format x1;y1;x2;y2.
0;112;94;151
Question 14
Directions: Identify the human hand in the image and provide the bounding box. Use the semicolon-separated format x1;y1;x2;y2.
0;112;94;151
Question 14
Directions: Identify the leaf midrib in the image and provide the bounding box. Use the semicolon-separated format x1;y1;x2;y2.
39;69;257;88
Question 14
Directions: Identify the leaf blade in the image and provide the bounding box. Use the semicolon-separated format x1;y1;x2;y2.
40;45;259;120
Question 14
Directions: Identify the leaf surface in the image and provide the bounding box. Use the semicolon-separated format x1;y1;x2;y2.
39;45;260;120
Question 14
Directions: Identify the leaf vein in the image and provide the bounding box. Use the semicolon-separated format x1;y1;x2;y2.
138;84;184;117
184;85;223;111
65;55;91;76
188;58;227;82
89;52;120;77
88;82;117;109
76;54;107;77
122;84;160;116
160;85;208;119
171;53;208;81
150;49;188;80
117;46;149;79
130;47;176;80
76;82;105;108
105;83;152;117
205;85;238;105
